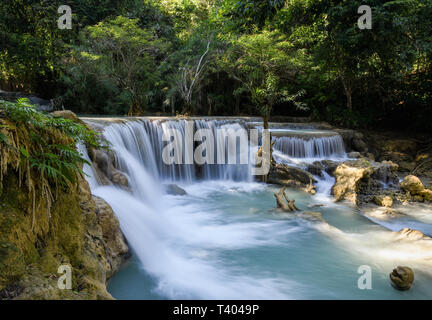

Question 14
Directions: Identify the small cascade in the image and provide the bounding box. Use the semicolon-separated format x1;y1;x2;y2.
273;135;345;159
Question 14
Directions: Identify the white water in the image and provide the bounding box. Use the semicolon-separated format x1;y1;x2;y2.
273;135;345;159
80;119;432;300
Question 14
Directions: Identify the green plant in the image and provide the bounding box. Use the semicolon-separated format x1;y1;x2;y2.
0;98;104;229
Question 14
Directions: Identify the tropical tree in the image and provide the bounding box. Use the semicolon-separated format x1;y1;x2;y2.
222;30;306;129
75;16;167;115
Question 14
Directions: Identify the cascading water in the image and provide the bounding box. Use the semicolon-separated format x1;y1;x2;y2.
273;135;346;159
80;118;432;300
100;119;253;183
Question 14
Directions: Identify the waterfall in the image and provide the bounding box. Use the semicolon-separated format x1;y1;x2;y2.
273;135;345;159
97;119;254;183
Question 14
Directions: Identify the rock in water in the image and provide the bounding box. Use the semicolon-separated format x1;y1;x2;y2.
331;159;399;205
394;228;428;241
348;151;361;158
400;175;432;202
165;184;187;196
267;163;317;194
389;266;414;291
374;195;393;207
401;175;425;194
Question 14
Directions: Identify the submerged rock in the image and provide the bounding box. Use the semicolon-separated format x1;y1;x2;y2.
401;175;432;202
267;163;317;194
165;184;187;196
390;266;414;291
299;211;325;222
394;228;429;241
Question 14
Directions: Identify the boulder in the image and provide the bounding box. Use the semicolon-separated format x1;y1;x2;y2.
389;266;414;291
374;195;393;207
320;160;338;176
306;162;323;177
111;170;130;190
331;159;400;205
352;138;368;153
88;148;131;190
400;175;432;202
348;152;361;159
331;160;374;204
51;110;80;122
401;175;425;194
165;184;187;196
267;163;317;194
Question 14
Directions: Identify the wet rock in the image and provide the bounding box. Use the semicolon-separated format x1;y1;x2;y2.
394;228;429;241
267;163;317;194
306;162;323;177
331;159;400;205
93;196;130;277
400;175;432;202
331;160;374;204
348;151;361;159
374;195;393;207
320;160;338;176
88;148;131;190
353;138;368;153
401;175;425;194
390;266;414;291
111;170;130;190
299;211;325;222
165;184;187;196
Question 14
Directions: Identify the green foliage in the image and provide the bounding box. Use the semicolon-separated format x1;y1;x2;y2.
0;0;431;130
0;99;102;187
222;30;307;124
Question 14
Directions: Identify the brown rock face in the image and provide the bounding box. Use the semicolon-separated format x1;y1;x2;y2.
394;228;428;241
331;159;399;205
390;266;414;291
400;175;432;202
401;175;425;194
267;164;317;194
93;196;130;277
374;195;393;207
331;161;374;204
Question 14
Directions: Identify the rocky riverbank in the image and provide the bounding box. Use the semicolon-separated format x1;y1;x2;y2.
0;109;129;300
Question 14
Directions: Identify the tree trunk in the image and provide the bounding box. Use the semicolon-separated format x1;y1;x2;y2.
274;187;299;212
171;96;175;116
128;100;143;116
340;71;353;110
264;113;269;130
235;95;240;115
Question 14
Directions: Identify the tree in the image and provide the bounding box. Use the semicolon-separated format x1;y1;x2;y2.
76;16;167;115
222;30;306;129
